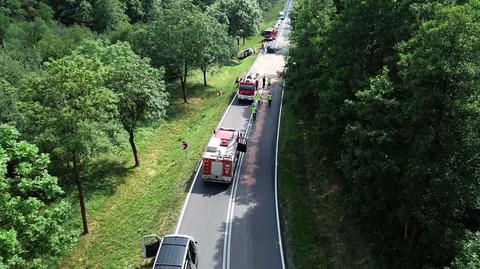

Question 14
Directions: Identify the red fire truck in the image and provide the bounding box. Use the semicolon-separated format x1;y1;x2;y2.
237;73;260;101
263;28;279;41
202;128;247;183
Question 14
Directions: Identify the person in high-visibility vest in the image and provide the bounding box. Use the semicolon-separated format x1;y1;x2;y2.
268;92;272;106
268;78;272;86
255;93;262;106
252;105;257;119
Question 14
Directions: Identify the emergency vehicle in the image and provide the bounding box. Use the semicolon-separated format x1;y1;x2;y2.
202;128;247;183
263;28;279;41
237;73;260;101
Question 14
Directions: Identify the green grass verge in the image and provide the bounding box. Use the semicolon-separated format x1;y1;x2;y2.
278;102;376;269
54;2;286;269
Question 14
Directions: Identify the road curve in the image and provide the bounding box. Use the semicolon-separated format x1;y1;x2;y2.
176;1;293;268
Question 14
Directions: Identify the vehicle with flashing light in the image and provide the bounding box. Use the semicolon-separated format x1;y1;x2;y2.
237;73;260;101
263;28;278;41
202;128;247;183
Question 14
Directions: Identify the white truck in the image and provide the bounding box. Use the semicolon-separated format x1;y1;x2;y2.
202;128;247;183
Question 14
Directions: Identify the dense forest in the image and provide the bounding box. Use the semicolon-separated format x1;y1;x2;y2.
0;0;276;267
286;0;480;268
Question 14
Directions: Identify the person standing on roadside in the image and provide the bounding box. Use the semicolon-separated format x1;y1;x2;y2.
268;77;272;87
256;93;262;106
263;76;266;89
252;104;257;119
268;92;272;107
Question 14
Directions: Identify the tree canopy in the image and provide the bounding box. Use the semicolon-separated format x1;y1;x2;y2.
0;0;270;265
74;41;169;167
19;52;118;234
286;0;480;267
0;124;76;269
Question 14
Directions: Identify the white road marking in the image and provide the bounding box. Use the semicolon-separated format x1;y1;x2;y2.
177;0;294;265
224;112;254;269
175;93;238;234
224;0;294;268
222;58;257;269
275;1;294;267
275;89;286;269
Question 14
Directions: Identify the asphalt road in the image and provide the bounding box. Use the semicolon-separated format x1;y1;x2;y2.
176;1;293;268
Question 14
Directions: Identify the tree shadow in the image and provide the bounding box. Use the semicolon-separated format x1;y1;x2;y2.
166;80;238;125
83;158;131;197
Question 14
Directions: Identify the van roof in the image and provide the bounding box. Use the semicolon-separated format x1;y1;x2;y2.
153;236;189;269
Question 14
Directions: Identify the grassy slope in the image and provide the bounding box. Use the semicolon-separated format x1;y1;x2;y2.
278;102;375;269
56;2;285;268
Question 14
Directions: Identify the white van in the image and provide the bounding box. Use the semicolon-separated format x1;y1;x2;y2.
278;11;285;20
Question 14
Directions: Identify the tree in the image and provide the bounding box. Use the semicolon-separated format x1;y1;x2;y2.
75;41;169;167
0;124;76;269
0;79;20;125
37;24;94;61
19;53;117;234
208;0;261;45
146;0;209;103
124;0;145;23
104;43;168;167
198;15;235;86
286;0;480;267
192;0;215;10
0;11;10;46
74;0;94;26
450;232;480;269
93;0;129;32
391;2;480;266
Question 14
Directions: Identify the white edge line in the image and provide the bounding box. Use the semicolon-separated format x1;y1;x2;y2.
275;89;286;269
175;93;238;234
275;1;293;267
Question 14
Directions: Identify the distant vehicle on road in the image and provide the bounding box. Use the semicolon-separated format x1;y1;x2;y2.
237;73;260;101
142;234;199;269
278;11;285;20
263;28;279;41
202;128;247;183
266;45;277;53
237;48;255;60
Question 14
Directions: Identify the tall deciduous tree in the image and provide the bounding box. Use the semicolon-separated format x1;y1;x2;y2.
76;41;169;167
146;0;208;103
0;124;76;269
0;79;20;124
19;53;117;234
198;15;236;86
208;0;261;45
93;0;129;32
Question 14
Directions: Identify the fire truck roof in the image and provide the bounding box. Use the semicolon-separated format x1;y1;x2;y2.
215;128;234;140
